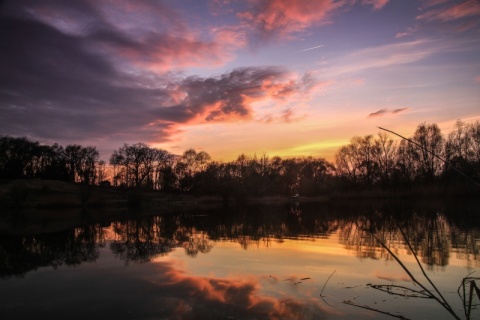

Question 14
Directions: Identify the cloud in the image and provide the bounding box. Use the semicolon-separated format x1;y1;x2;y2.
392;107;409;114
0;4;319;150
395;25;419;38
361;0;390;10
475;76;480;83
237;0;339;41
3;0;241;73
234;0;393;43
417;0;480;22
368;108;409;118
327;39;437;77
399;0;480;38
324;36;477;79
259;107;307;124
368;109;389;118
1;1;324;156
154;67;321;125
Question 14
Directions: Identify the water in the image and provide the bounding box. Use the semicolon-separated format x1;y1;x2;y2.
1;199;479;319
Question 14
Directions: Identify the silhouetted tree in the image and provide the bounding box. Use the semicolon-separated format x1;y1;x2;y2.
374;132;397;187
110;143;173;189
335;135;380;187
0;136;37;179
412;122;444;183
175;149;211;192
445;120;480;184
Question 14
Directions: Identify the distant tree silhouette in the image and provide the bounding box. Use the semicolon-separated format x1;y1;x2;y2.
445;120;480;184
411;122;444;183
175;149;211;192
335;135;379;188
109;143;173;189
374;132;397;187
1;119;479;194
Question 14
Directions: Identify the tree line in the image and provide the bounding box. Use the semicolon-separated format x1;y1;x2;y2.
335;120;480;189
1;120;479;197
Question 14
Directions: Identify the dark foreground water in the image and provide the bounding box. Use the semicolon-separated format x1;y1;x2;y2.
1;199;480;320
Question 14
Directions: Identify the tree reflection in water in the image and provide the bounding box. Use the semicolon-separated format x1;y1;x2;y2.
1;199;479;277
0;224;102;278
337;201;480;270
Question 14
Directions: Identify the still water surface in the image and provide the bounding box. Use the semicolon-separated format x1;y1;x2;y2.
1;199;479;319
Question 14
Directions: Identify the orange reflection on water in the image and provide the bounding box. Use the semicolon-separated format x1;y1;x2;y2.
154;232;414;318
149;256;334;319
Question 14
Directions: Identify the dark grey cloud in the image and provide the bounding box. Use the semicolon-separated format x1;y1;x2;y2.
155;66;303;123
392;107;409;114
368;108;409;118
367;109;388;118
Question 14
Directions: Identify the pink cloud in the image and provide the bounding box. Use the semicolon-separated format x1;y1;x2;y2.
417;0;480;21
211;25;248;49
475;76;480;83
237;0;339;41
103;33;236;72
24;0;243;72
150;67;323;129
161;268;329;319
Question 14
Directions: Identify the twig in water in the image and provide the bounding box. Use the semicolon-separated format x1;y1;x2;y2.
370;231;461;320
398;227;453;310
320;270;336;307
343;300;410;320
457;274;480;319
368;284;432;299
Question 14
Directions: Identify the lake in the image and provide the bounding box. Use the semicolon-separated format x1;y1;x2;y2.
1;199;479;319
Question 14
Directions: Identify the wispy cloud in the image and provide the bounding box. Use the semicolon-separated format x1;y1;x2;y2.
325;39;436;77
368;109;388;118
395;25;419;38
299;44;325;52
368;108;409;118
361;0;390;11
392;108;409;114
235;0;392;43
237;0;340;42
323;36;477;78
417;0;480;21
259;107;307;124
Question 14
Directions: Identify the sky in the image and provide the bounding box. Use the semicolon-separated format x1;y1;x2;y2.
1;0;479;162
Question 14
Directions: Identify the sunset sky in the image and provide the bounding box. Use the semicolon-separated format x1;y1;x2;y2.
1;0;479;162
